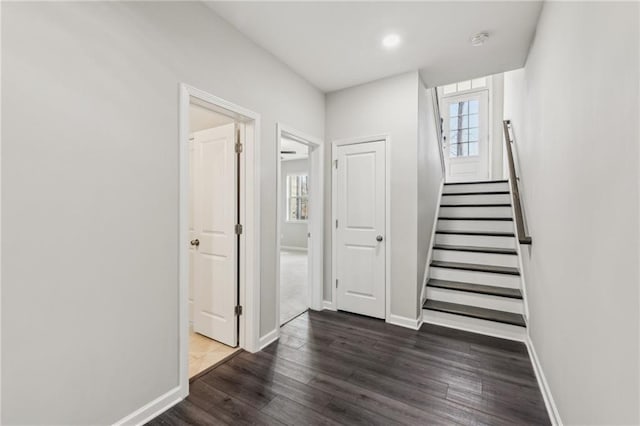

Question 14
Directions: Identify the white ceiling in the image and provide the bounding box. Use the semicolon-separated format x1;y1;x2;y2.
205;1;542;92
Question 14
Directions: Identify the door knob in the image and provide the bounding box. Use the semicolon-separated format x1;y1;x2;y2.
190;239;200;247
376;235;383;242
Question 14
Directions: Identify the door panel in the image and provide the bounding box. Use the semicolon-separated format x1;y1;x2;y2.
336;140;386;319
191;123;238;347
443;91;490;182
189;139;196;324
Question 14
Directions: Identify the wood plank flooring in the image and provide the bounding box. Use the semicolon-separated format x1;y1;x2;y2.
148;310;550;425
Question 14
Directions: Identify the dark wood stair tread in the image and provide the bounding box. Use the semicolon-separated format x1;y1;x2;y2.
423;300;526;327
440;204;511;207
442;191;510;196
433;244;517;255
444;180;508;185
430;260;520;276
438;217;513;221
427;279;522;299
436;230;515;237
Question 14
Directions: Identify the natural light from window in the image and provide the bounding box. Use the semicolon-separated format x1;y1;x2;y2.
286;174;308;221
448;99;480;157
442;77;487;95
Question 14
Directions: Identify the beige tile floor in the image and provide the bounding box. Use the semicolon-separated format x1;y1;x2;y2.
189;329;239;378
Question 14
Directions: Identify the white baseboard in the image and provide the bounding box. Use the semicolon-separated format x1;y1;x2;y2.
322;300;336;311
525;335;563;425
113;386;184;426
386;313;423;330
280;245;308;252
258;328;279;350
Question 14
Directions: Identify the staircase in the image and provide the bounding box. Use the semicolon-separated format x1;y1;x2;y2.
422;179;527;341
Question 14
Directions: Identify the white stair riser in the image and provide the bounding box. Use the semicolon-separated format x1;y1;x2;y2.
439;206;512;218
433;249;519;268
422;309;526;342
430;266;520;288
437;219;514;233
441;193;511;205
426;287;523;314
443;182;509;194
435;234;517;249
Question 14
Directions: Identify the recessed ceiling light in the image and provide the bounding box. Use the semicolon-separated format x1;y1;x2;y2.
470;32;489;47
382;33;401;49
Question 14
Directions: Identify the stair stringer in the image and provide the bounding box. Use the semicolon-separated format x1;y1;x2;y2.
420;178;445;307
506;177;531;324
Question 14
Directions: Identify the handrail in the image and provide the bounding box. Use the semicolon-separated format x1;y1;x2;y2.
503;120;532;245
431;88;446;176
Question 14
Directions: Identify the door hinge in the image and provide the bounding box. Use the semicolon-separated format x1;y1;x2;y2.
235;128;243;153
335;219;338;228
334;159;338;168
235;224;243;235
336;279;339;288
234;305;243;316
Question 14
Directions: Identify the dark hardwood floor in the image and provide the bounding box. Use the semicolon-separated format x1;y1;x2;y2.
148;310;550;425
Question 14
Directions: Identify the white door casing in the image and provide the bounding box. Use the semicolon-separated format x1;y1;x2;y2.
443;91;490;182
191;123;238;347
335;140;386;319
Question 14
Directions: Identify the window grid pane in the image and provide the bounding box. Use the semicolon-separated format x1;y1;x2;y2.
443;84;457;94
447;99;481;158
471;78;487;88
469;142;479;156
457;80;471;91
287;175;309;221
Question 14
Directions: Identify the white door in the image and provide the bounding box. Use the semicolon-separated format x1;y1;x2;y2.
335;140;386;319
189;137;197;324
190;123;238;347
442;91;490;182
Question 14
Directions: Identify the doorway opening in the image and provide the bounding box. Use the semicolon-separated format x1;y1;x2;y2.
279;137;310;324
179;84;261;396
275;124;324;331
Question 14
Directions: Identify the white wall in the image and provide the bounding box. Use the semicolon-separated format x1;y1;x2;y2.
280;158;309;249
504;2;639;424
490;74;505;180
1;2;324;424
324;71;420;319
417;82;444;304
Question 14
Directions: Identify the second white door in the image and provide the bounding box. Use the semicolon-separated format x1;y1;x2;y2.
335;140;386;319
190;123;238;347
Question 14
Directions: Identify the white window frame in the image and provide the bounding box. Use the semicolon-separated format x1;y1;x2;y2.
442;77;488;96
446;97;482;159
275;122;325;340
285;173;309;223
